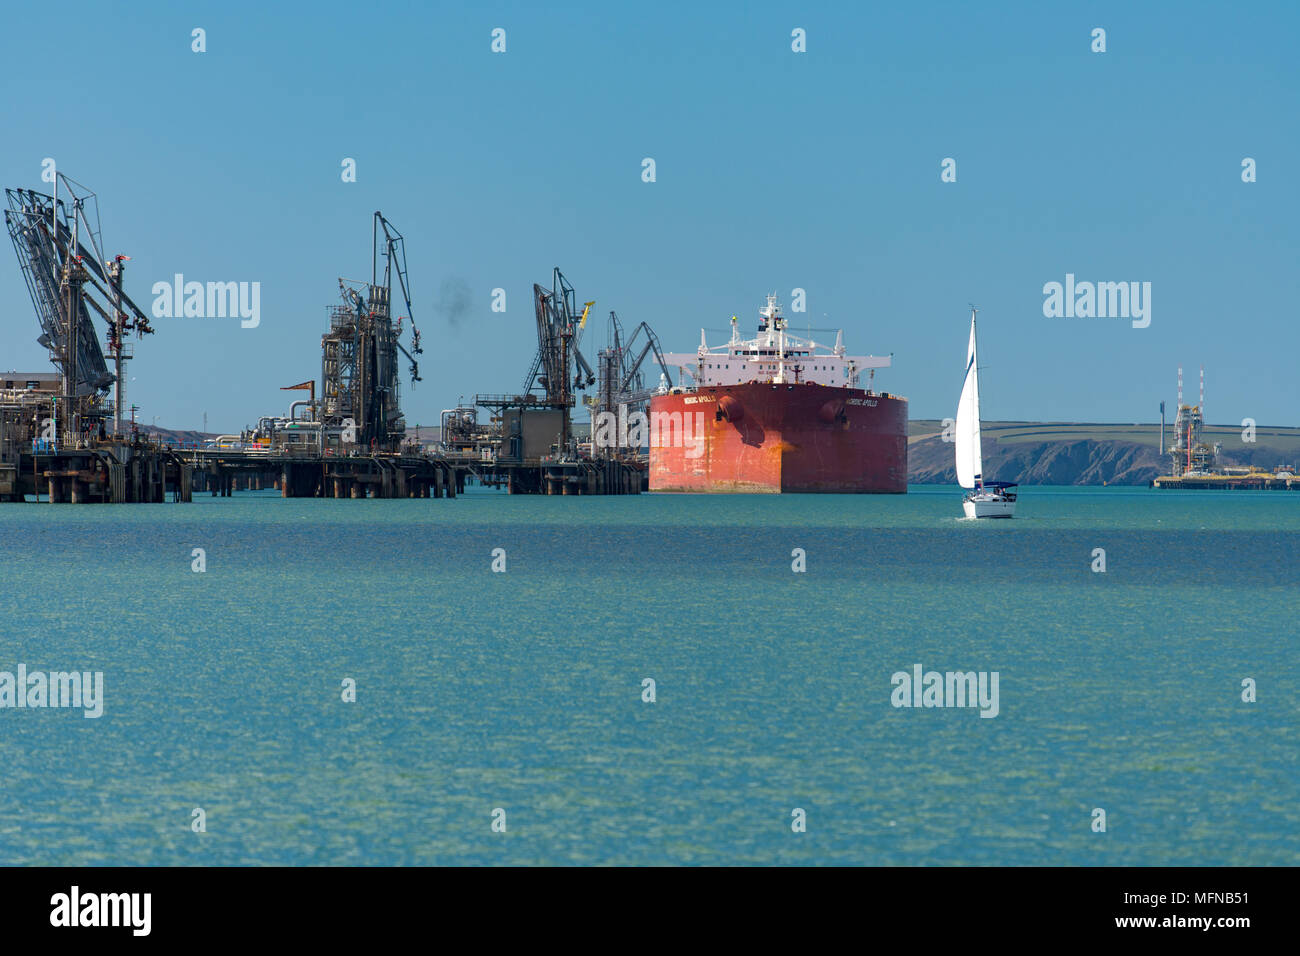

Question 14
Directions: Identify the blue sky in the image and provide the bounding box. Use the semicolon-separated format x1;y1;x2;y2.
2;0;1296;431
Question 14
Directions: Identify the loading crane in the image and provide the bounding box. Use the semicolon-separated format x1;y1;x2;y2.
614;314;672;404
523;267;596;403
512;267;594;455
4;175;155;438
319;211;424;451
593;310;673;457
373;212;423;383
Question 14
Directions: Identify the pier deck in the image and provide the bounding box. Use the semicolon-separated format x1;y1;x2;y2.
1151;473;1298;490
4;440;645;502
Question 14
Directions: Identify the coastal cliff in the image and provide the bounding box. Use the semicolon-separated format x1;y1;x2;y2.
906;421;1300;486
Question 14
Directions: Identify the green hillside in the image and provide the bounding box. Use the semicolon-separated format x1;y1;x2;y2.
909;420;1300;453
907;421;1300;485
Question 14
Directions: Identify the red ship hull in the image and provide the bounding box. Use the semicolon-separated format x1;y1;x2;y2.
648;382;908;493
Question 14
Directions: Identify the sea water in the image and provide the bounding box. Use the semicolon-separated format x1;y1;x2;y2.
0;485;1295;865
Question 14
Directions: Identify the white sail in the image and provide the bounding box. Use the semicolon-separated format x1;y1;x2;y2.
954;312;982;489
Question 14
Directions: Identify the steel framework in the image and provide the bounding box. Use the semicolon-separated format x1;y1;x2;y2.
4;175;153;437
319;211;423;451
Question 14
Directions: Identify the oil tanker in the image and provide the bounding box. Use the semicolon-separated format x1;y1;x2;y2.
648;294;907;493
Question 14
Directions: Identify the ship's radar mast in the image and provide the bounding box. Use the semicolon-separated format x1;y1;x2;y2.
759;293;784;330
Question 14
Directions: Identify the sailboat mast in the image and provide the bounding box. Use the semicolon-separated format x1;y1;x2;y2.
954;307;983;490
971;307;980;489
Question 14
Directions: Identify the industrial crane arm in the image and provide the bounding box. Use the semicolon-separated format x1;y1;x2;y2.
375;212;422;355
618;322;673;396
396;340;421;383
573;345;596;388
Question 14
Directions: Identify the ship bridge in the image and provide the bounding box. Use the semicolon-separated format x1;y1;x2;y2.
662;294;891;389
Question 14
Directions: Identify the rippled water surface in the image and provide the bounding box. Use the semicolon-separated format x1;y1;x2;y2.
1;485;1296;864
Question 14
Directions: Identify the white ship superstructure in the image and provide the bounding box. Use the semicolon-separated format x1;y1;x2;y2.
661;294;892;389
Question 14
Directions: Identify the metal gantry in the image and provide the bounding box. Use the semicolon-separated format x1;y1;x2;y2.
601;310;672;407
319;211;424;452
524;268;596;404
4;175;154;439
591;310;673;458
513;267;596;454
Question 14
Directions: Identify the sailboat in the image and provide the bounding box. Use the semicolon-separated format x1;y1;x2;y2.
955;308;1017;518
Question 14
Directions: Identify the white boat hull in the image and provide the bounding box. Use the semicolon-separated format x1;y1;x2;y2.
963;494;1016;519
